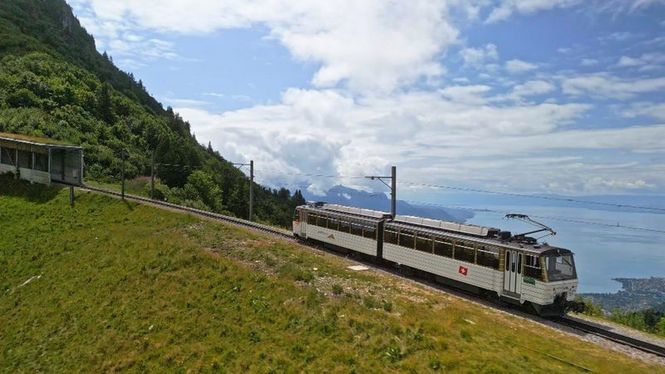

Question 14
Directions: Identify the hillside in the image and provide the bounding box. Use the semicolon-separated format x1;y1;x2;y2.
0;0;303;226
0;178;662;372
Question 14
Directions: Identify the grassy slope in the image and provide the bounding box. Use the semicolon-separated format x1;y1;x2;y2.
0;182;661;373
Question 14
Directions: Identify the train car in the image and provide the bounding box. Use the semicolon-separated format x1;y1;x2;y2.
293;202;392;257
293;203;578;316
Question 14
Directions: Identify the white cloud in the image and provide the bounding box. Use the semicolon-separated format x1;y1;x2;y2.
177;89;665;194
169;88;665;195
73;0;467;93
505;59;538;73
616;53;665;71
485;0;665;23
486;0;580;23
562;74;665;99
459;44;498;66
623;102;665;120
203;92;253;102
510;80;556;100
617;56;642;67
439;85;492;104
580;58;599;66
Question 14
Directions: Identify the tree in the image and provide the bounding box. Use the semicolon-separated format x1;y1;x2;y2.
292;190;306;206
6;88;38;107
96;82;114;124
182;170;223;211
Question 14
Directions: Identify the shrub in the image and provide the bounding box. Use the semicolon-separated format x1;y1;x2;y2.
331;284;343;295
6;88;38;107
384;346;402;363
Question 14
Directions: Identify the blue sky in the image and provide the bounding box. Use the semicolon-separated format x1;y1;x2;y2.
68;0;665;199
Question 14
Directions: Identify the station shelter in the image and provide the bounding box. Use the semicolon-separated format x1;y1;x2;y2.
0;132;83;185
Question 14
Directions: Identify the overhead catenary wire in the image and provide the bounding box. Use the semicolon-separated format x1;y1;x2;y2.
398;181;665;213
404;199;665;235
258;170;665;213
219;169;665;233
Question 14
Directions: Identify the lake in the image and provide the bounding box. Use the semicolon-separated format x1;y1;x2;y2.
463;205;665;293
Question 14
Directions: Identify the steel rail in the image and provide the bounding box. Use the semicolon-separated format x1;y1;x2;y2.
553;316;665;358
70;183;292;239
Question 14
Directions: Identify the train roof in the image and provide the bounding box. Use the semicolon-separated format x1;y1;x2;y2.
300;202;391;220
394;214;499;237
387;220;569;255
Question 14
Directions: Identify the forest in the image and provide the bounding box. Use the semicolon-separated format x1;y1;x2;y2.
0;0;305;227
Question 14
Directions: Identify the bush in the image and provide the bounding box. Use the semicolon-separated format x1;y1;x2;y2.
6;88;38;107
331;284;343;295
575;296;603;316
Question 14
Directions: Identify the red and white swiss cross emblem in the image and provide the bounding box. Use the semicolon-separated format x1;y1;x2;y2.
458;266;468;276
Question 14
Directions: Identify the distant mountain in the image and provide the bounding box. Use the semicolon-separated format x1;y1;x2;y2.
303;185;473;222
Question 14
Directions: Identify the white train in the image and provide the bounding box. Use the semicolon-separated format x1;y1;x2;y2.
293;202;578;316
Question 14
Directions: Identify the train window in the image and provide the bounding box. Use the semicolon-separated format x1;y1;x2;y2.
544;253;576;281
454;242;475;263
433;239;453;257
339;220;350;233
350;223;363;236
307;213;316;224
476;247;499;269
517;254;522;274
384;229;398;244
327;217;339;230
399;231;415;249
415;235;433;253
524;255;543;281
317;215;328;227
505;251;510;271
363;226;376;240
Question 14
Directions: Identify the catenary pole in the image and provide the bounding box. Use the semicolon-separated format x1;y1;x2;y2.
365;165;397;217
150;150;155;199
121;149;125;200
249;160;254;221
391;165;396;217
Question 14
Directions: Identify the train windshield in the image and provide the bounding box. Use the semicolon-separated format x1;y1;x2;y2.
544;253;576;281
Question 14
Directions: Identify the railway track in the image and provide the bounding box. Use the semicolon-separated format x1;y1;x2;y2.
74;184;293;239
554;316;665;358
68;183;665;360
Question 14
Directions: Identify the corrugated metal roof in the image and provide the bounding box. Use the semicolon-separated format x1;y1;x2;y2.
0;132;82;149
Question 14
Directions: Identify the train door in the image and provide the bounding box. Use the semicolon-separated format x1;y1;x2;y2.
300;210;307;236
503;250;523;297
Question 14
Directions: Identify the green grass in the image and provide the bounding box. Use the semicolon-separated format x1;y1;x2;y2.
1;178;663;372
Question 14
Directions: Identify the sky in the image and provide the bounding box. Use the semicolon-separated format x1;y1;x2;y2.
67;0;665;201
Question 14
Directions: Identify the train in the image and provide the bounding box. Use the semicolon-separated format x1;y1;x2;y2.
292;202;578;316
